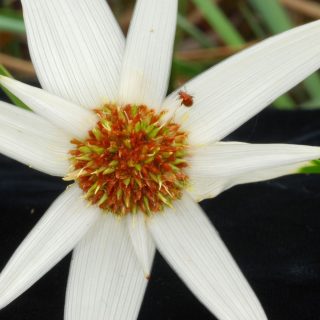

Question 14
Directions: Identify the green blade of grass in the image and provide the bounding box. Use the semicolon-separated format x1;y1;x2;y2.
173;59;209;78
301;97;320;109
177;14;213;48
170;59;209;91
238;2;266;38
272;94;295;110
192;0;244;46
248;0;292;32
303;74;320;99
248;0;320;101
192;0;294;108
0;14;25;34
175;0;189;46
0;65;30;110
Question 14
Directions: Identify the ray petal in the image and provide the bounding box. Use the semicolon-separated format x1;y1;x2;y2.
118;0;177;109
148;194;267;320
65;214;149;320
0;76;97;139
188;142;320;201
0;185;100;310
164;20;320;144
0;101;71;176
21;0;124;108
126;213;156;277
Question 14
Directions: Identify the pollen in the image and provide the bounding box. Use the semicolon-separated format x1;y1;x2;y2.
67;104;189;216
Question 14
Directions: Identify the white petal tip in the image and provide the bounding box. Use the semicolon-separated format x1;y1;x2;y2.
0;296;9;311
0;75;9;84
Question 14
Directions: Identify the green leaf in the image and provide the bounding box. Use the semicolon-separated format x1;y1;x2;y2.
299;166;320;174
0;65;30;110
299;160;320;174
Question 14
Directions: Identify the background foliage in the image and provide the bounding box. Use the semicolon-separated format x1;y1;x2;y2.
0;0;320;109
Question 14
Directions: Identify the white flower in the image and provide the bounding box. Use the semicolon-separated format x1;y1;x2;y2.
0;0;320;319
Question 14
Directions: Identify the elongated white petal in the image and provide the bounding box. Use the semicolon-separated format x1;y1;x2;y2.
65;214;148;320
0;101;69;141
164;20;320;144
190;162;308;202
0;77;97;139
0;185;100;310
118;0;177;109
0;101;70;176
21;0;124;108
0;125;69;176
127;213;156;277
188;142;320;201
148;194;267;320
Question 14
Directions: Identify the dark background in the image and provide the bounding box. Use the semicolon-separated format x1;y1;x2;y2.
1;108;320;320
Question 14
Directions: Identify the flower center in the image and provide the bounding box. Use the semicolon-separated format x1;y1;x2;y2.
67;104;189;216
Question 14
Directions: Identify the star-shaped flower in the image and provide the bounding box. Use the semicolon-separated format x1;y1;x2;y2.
0;1;320;319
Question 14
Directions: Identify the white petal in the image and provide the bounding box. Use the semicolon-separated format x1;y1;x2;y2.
0;185;100;310
65;214;149;320
118;0;177;109
126;213;156;277
190;163;308;202
21;0;124;108
164;20;320;144
0;101;71;176
148;194;267;320
188;142;320;201
0;76;97;139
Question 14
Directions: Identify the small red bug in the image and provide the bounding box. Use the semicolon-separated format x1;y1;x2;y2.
178;90;193;107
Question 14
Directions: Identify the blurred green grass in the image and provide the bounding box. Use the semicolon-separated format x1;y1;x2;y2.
0;0;320;109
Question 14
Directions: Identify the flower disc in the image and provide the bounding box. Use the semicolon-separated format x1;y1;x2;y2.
67;104;189;216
